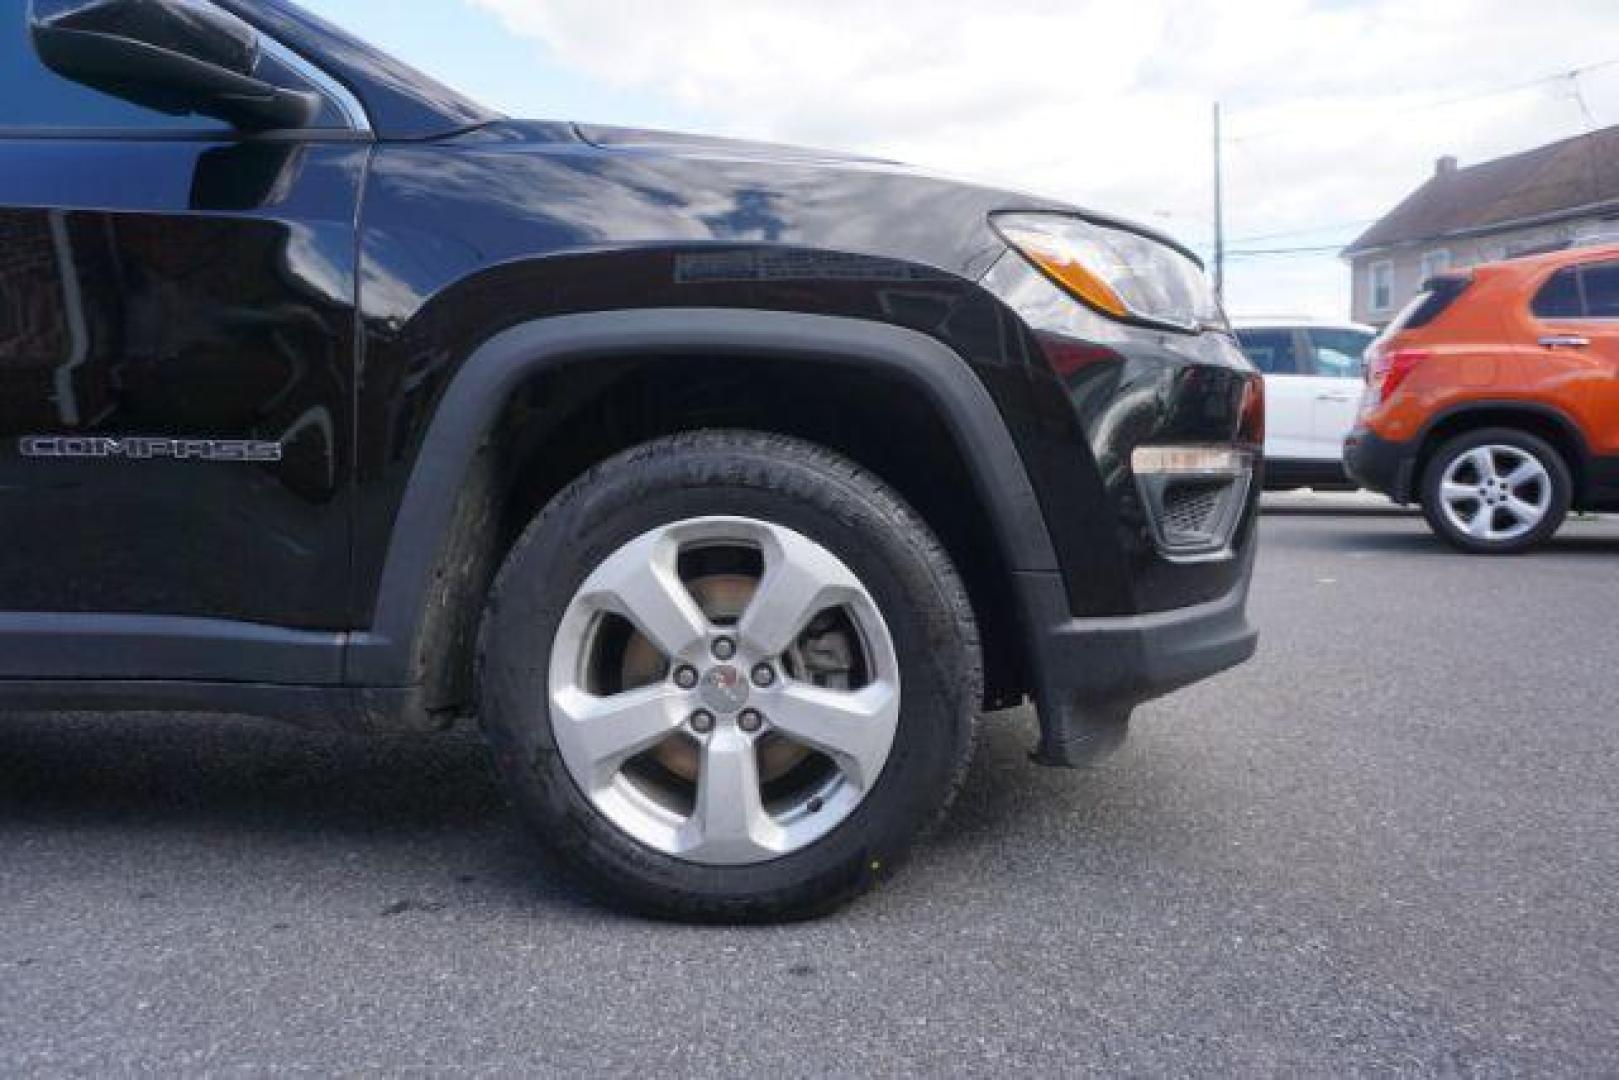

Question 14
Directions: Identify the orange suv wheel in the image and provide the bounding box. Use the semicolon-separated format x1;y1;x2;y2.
1419;428;1572;554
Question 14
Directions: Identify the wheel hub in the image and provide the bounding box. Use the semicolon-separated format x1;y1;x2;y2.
620;574;811;786
698;664;749;714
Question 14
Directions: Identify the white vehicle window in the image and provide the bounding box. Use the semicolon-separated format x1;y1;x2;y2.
1304;329;1373;378
1235;329;1302;375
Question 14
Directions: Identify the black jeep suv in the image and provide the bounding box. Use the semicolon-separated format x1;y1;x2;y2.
0;0;1262;919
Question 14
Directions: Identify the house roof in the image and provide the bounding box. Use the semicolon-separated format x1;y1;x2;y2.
1344;123;1619;256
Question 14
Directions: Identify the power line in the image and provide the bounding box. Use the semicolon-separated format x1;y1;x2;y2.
1171;219;1377;253
1227;244;1348;258
1215;60;1618;262
1569;69;1601;132
1228;56;1619;144
1568;68;1605;207
1228;219;1378;245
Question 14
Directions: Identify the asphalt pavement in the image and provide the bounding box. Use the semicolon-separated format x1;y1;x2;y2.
2;502;1617;1075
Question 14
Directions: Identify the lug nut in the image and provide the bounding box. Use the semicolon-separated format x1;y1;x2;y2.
737;709;764;734
673;665;699;690
711;637;736;661
689;710;716;734
751;663;776;688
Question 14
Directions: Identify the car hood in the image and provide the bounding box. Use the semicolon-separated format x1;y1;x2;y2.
572;122;899;167
438;119;1189;284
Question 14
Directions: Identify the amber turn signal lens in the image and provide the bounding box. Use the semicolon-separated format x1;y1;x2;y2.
992;212;1220;332
1002;228;1130;319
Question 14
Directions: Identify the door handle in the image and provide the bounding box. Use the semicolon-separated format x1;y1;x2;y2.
1540;335;1590;349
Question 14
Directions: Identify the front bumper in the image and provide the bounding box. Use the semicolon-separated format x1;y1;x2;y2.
1344;426;1417;502
1016;544;1258;767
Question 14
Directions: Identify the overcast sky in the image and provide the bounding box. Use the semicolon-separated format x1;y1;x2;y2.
305;0;1618;319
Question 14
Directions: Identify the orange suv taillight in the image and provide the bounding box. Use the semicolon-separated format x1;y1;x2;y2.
1365;347;1430;406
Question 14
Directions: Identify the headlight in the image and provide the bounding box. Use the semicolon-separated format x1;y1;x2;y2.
991;212;1221;333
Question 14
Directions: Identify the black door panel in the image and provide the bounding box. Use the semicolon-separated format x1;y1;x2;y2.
0;138;365;627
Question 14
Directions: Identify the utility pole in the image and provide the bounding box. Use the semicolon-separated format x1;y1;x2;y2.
1212;101;1225;305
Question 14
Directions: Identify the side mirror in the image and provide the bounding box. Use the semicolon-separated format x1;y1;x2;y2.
31;0;322;131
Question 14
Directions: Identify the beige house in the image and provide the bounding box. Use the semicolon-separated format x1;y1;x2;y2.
1344;124;1619;326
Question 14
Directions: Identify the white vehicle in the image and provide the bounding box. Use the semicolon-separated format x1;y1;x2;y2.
1233;317;1376;491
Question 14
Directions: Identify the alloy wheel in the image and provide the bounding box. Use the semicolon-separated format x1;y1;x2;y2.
547;517;901;866
1437;444;1552;544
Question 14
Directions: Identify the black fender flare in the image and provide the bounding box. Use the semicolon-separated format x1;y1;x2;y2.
344;308;1059;686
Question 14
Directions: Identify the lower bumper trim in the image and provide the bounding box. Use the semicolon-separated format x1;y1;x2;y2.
1264;457;1356;492
1344;427;1417;503
1016;556;1258;767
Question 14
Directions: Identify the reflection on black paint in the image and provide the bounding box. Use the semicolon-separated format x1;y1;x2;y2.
701;189;786;242
190;142;307;212
0;140;364;626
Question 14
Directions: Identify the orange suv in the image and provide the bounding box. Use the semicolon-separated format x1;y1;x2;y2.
1345;243;1619;553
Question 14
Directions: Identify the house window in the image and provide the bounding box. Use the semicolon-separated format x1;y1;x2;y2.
1420;249;1451;282
1369;261;1394;313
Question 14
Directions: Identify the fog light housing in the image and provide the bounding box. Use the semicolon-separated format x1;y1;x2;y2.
1131;446;1253;559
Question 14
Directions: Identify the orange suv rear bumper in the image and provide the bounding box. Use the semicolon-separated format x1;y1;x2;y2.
1344;425;1419;502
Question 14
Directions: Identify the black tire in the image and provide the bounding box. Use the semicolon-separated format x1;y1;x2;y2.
479;430;981;922
1419;427;1571;555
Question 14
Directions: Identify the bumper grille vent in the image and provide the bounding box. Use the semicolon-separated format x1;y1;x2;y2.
1160;481;1230;546
1130;447;1255;560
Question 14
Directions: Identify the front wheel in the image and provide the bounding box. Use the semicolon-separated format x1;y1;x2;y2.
479;431;981;921
1419;428;1571;554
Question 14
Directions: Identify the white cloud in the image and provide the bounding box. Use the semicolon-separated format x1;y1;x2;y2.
468;0;1618;317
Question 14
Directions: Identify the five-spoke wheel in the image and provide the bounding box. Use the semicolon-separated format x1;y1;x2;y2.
548;517;901;865
1436;444;1552;543
1421;428;1570;554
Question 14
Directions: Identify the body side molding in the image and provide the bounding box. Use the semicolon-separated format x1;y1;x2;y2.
0;613;345;683
0;679;422;734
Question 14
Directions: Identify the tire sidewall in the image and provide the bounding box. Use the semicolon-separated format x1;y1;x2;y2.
1420;428;1571;554
480;434;978;917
